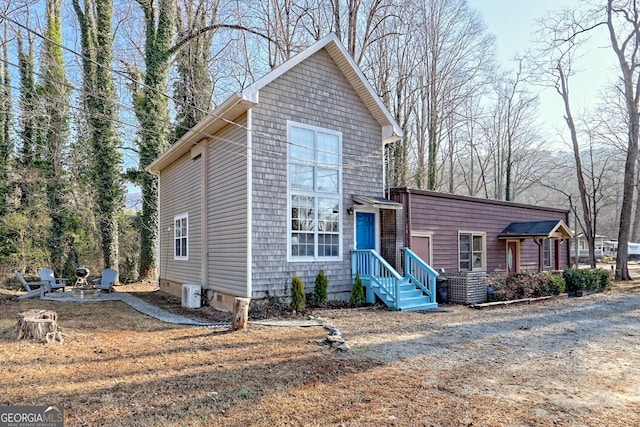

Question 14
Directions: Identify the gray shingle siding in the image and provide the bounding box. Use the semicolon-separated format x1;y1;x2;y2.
250;47;384;299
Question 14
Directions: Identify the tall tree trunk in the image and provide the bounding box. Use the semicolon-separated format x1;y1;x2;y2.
607;0;640;280
557;66;596;268
134;0;176;279
73;0;123;271
173;0;217;141
17;33;36;170
0;23;11;216
632;158;640;242
40;0;71;274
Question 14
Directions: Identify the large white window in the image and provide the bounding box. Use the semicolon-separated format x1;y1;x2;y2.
288;122;341;260
459;232;485;271
174;214;188;260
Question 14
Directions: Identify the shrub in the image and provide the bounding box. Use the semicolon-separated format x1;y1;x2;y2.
313;270;328;306
350;273;365;305
290;276;306;311
487;272;564;302
563;268;607;292
546;274;566;295
595;268;611;289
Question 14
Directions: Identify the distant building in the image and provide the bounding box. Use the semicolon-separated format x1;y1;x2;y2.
602;240;640;260
571;233;605;261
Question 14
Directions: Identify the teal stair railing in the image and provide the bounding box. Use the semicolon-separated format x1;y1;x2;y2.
402;247;438;305
351;248;438;311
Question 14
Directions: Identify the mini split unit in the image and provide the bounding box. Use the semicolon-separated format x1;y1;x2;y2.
181;284;201;308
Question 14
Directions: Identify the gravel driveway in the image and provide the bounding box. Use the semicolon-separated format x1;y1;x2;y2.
319;283;640;425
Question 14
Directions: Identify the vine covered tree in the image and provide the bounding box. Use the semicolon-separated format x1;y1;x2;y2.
39;0;72;274
131;0;176;279
73;0;124;272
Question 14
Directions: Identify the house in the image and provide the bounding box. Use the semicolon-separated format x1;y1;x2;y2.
602;240;640;260
148;34;437;311
570;233;606;262
389;188;573;303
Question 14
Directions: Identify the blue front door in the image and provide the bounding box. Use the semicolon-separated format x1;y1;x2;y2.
356;212;376;250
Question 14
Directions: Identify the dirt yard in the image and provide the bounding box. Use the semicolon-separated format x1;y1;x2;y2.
0;281;638;426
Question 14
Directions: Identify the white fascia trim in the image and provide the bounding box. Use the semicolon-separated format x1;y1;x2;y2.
382;125;403;144
332;51;403;142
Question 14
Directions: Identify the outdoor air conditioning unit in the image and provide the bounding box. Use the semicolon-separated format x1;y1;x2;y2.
181;284;201;308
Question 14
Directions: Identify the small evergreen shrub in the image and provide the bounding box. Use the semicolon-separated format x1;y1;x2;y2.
313;270;328;306
563;268;606;292
546;274;566;295
595;268;611;288
350;273;365;305
290;275;306;311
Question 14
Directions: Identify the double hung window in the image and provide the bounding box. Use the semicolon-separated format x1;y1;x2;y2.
288;122;341;260
174;214;188;260
459;232;485;271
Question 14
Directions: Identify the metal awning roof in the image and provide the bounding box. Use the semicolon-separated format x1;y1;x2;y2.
498;220;573;240
352;195;402;210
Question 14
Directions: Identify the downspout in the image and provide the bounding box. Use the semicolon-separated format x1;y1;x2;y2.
534;237;543;272
406;189;412;248
382;142;387;198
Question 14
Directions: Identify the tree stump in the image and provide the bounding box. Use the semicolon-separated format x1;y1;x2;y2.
17;310;63;343
232;297;250;331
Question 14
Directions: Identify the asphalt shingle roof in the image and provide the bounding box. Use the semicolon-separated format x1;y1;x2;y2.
500;220;563;237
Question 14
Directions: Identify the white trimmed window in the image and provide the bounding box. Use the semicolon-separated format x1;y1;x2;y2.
174;214;188;260
288;122;342;260
459;232;485;271
544;239;551;268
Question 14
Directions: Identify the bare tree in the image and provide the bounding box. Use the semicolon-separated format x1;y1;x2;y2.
173;0;220;139
412;0;494;190
362;2;417;188
532;7;604;268
480;64;539;201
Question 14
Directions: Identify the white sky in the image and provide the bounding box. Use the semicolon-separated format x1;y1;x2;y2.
467;0;617;145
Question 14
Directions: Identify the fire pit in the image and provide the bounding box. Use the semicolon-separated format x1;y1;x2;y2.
74;268;90;288
71;268;99;298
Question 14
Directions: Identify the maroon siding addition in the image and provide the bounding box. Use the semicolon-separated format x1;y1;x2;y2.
390;188;571;274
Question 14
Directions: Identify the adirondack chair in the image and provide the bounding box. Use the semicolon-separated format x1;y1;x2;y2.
15;271;46;299
92;268;117;292
38;268;67;293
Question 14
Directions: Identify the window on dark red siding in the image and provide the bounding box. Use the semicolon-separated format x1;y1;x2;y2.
459;232;485;271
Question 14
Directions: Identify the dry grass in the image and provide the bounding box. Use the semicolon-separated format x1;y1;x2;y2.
1;281;639;426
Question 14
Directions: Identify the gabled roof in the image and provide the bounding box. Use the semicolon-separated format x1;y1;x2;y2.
498;220;573;240
148;33;402;173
